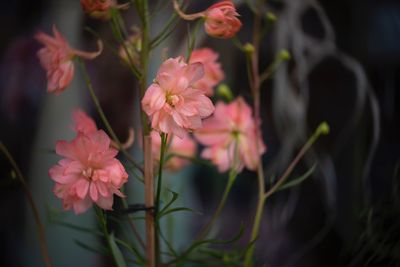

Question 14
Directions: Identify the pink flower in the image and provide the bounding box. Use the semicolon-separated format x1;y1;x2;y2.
141;57;215;138
194;97;266;172
80;0;129;19
72;109;97;134
189;48;224;96
204;1;242;39
151;131;196;171
49;111;128;214
35;25;102;94
173;0;242;39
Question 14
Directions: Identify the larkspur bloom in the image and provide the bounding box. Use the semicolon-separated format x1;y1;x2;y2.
80;0;129;19
189;48;224;96
35;25;102;94
49;110;128;214
195;97;266;172
173;0;242;39
151;131;196;171
141;57;215;138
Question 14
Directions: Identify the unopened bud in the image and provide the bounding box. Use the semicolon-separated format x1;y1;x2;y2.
266;12;277;22
243;43;255;54
316;121;330;136
216;84;234;102
278;49;291;61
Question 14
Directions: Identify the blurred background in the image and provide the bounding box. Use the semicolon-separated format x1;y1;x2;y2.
0;0;399;266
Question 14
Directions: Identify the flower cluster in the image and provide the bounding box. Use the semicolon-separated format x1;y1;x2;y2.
195;97;266;172
189;48;224;96
35;26;102;94
49;110;128;214
141;57;215;138
80;0;129;19
174;0;242;39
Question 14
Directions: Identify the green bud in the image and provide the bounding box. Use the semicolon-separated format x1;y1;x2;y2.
266;12;277;22
316;121;330;135
278;49;291;61
216;84;234;102
243;43;255;54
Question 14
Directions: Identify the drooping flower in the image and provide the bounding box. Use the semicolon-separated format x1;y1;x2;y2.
49;111;128;214
189;48;224;96
35;25;102;94
173;0;242;39
119;27;141;66
194;97;266;172
141;57;215;138
151;131;196;171
80;0;129;19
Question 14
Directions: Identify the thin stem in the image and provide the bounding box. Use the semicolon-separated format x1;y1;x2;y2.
137;1;155;266
243;6;265;267
94;207;123;267
155;133;168;213
120;197;146;250
78;59;143;173
155;133;168;267
264;123;329;199
110;9;141;79
197;168;237;239
144;136;155;267
0;142;52;267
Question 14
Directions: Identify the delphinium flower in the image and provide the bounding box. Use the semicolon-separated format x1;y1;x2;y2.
173;0;242;39
35;25;102;94
195;97;266;172
141;57;215;138
49;109;128;214
80;0;129;19
189;48;224;96
151;131;196;171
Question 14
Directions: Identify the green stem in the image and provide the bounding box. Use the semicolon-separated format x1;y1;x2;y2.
155;133;168;213
198;168;237;239
110;9;141;79
139;0;150;136
0;143;52;267
78;58;143;173
243;122;329;267
94;207;124;267
155;133;168;267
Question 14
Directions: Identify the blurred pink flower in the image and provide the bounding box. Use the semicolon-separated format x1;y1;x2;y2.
189;48;224;96
151;131;196;171
80;0;128;19
195;97;266;172
142;57;215;138
72;109;97;134
49;111;128;214
204;1;242;39
173;0;241;39
35;25;102;94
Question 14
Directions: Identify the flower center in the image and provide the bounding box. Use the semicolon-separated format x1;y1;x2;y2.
166;92;179;107
82;167;93;180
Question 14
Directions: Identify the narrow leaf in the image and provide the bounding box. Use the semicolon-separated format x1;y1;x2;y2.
277;163;317;191
109;232;128;267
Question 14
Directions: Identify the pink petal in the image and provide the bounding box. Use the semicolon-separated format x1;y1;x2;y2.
75;179;89;199
89;182;98;201
142;84;166;115
96;196;113;210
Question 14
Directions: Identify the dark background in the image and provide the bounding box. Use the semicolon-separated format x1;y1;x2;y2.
0;0;399;266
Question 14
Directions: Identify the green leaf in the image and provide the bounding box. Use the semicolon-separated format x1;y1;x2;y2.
277;163;317;191
109;232;128;267
158;207;201;219
160;190;179;214
75;239;109;256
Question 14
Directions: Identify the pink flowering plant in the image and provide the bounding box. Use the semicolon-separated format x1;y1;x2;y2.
0;1;331;267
